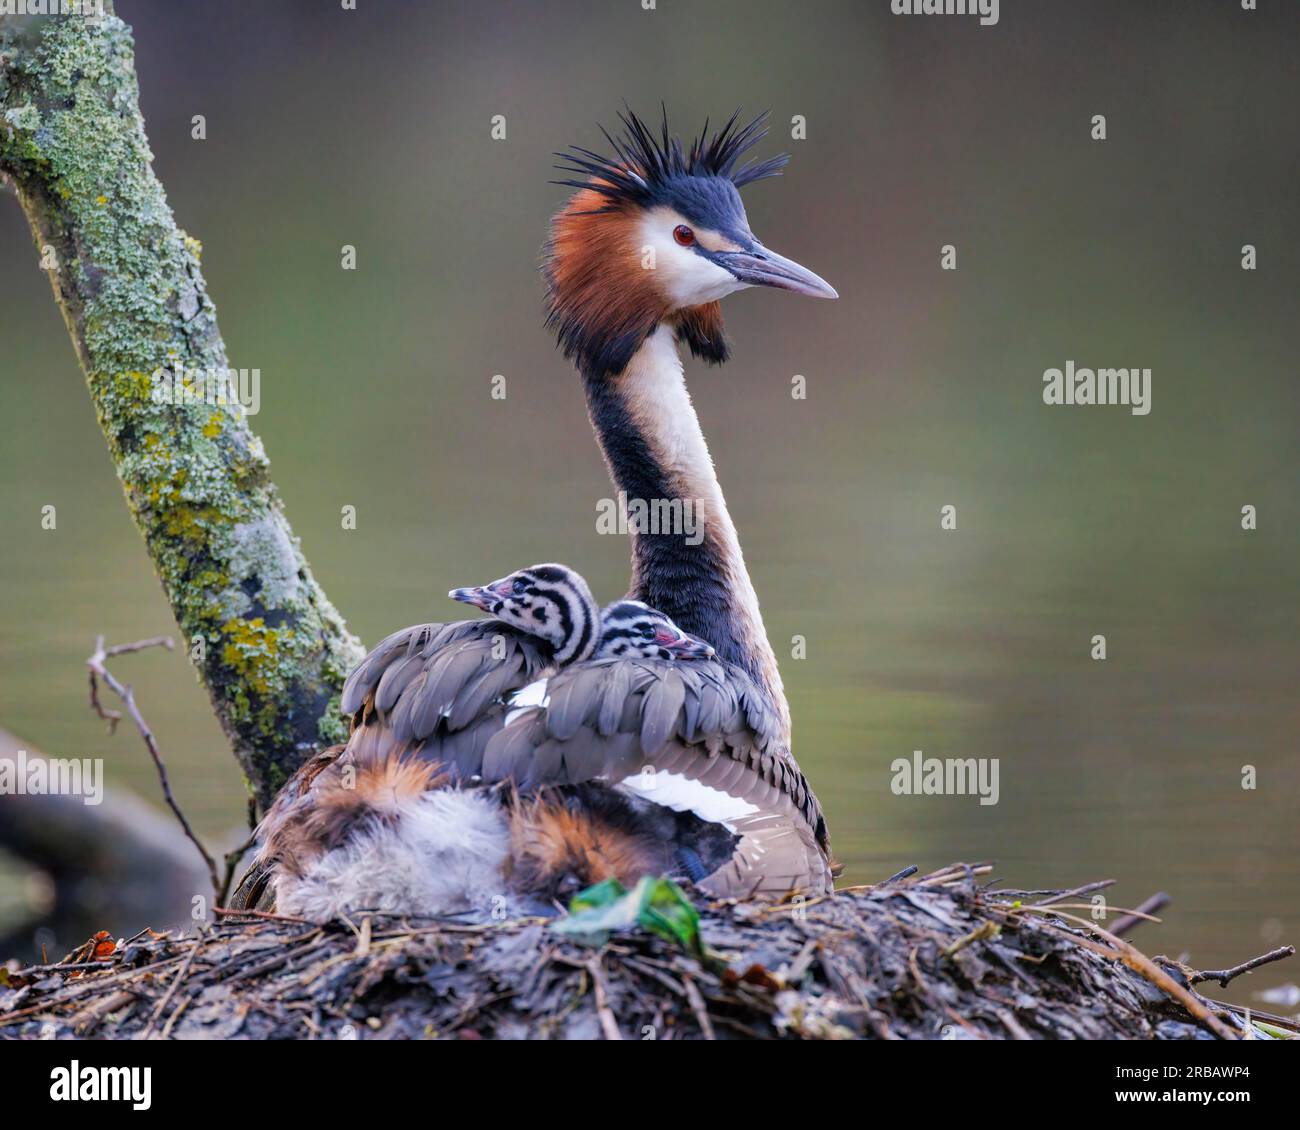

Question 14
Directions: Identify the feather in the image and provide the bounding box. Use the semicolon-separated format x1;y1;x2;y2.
373;651;426;713
639;667;685;757
597;662;631;736
545;664;601;741
482;712;547;783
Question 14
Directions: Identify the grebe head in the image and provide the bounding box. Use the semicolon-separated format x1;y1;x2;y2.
451;563;599;665
596;599;716;661
544;107;836;377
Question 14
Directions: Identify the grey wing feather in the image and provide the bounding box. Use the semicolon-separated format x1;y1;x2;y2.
337;619;552;764
597;662;631;736
477;655;832;894
639;666;685;757
546;664;602;741
481;710;549;783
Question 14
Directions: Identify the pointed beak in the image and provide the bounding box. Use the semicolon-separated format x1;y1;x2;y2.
449;585;496;612
659;629;716;661
722;242;838;299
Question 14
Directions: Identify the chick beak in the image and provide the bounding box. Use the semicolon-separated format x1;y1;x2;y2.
660;629;716;660
449;585;496;612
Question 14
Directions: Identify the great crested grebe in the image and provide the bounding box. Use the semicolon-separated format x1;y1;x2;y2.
234;108;839;915
235;564;718;918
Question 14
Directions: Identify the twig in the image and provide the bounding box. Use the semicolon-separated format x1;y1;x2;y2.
1110;892;1171;938
105;635;177;659
1005;905;1238;1040
1023;902;1162;924
1190;946;1295;989
142;938;202;1040
15;959;117;975
881;865;919;885
942;920;1000;958
86;634;220;897
1031;879;1115;907
586;956;622;1040
70;989;138;1035
682;975;716;1041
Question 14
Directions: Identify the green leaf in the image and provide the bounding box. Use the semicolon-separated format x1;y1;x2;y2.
552;875;703;956
567;877;628;914
637;876;703;955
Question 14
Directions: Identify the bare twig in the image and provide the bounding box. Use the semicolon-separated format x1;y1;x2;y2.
142;937;202;1040
682;975;716;1041
1031;879;1115;908
587;956;622;1041
16;959;116;975
1004;904;1238;1040
86;634;220;897
87;669;122;731
70;989;138;1034
1025;902;1163;925
942;920;1000;958
1109;892;1171;938
1190;946;1295;989
105;635;177;660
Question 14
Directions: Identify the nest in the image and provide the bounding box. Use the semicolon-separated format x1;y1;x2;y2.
0;864;1291;1040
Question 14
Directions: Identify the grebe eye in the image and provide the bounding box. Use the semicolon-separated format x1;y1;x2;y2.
512;579;526;595
672;224;695;247
640;625;656;640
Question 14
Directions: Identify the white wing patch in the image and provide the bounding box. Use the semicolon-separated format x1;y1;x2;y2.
617;770;760;828
505;677;549;725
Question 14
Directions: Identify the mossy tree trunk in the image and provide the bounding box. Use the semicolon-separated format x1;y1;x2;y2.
0;5;364;807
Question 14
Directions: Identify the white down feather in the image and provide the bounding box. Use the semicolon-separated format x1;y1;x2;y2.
275;789;510;921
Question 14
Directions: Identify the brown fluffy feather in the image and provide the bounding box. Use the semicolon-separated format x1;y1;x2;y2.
506;787;670;899
544;188;673;377
262;755;448;881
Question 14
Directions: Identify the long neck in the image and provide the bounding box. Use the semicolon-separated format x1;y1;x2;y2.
582;325;787;728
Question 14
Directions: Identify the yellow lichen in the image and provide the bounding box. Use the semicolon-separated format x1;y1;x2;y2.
162;504;221;546
221;617;285;699
113;369;153;402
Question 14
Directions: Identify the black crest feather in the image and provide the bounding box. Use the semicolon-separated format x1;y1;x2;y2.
552;106;788;209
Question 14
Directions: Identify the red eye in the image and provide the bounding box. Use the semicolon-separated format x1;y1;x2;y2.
673;224;695;247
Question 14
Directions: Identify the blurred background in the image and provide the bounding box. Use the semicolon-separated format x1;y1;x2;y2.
0;1;1296;1008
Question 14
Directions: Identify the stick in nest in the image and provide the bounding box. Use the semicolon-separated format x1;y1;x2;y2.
1190;946;1295;989
1007;904;1239;1040
86;633;248;904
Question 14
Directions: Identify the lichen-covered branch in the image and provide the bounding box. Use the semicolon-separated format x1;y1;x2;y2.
0;6;364;807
